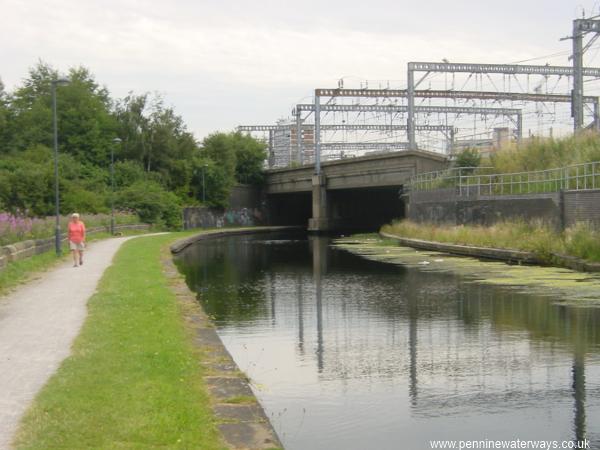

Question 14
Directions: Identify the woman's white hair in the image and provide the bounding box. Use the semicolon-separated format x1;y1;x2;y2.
71;213;80;218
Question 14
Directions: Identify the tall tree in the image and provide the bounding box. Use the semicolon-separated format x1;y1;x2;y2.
232;132;267;184
0;78;11;153
0;62;268;223
198;132;238;207
8;61;117;165
114;92;151;168
114;92;199;193
196;132;267;206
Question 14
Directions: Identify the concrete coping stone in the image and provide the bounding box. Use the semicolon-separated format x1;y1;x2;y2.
1;245;16;257
206;377;255;401
214;404;269;423
217;423;281;450
552;253;600;273
12;240;36;251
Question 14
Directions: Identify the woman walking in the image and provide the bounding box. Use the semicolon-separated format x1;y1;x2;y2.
67;213;86;267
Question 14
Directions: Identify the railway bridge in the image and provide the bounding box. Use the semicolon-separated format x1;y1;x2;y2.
264;150;448;231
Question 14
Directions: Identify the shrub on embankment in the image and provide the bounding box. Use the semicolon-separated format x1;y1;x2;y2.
485;131;600;173
381;220;600;263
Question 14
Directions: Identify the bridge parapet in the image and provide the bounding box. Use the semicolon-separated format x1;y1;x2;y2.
266;150;447;192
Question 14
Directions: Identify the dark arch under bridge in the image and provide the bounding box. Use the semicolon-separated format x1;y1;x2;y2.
265;150;448;231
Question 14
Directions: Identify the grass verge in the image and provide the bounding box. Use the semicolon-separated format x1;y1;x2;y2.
0;249;64;296
382;220;600;263
13;232;225;450
0;229;149;296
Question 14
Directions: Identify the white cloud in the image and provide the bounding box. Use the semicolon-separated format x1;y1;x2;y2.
0;0;587;138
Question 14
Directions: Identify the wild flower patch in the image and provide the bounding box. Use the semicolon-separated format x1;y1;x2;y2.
0;212;140;246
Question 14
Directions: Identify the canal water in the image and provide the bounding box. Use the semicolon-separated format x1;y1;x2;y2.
174;232;600;450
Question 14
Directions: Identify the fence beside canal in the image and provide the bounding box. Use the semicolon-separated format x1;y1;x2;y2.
0;224;151;271
405;161;600;229
409;161;600;196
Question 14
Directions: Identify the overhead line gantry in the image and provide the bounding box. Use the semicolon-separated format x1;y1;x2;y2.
405;61;600;149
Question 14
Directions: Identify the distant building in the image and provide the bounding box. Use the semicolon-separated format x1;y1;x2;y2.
270;120;315;167
452;127;512;157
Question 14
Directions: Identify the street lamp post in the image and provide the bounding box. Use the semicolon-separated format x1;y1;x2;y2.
202;164;208;203
52;77;70;256
111;138;122;235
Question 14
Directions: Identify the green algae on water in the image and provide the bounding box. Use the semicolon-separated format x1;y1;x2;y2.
334;235;600;306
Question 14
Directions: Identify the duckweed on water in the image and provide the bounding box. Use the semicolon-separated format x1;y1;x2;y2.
334;236;600;306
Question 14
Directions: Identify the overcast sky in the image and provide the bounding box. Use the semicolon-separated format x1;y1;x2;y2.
0;0;595;140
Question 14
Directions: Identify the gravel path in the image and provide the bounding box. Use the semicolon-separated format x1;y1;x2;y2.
0;236;137;449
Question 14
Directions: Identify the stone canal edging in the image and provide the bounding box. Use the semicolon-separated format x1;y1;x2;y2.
169;225;303;254
379;231;543;264
167;227;297;449
380;231;600;272
0;224;151;271
550;252;600;272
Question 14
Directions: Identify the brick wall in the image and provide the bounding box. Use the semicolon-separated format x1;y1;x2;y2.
407;191;563;229
563;189;600;227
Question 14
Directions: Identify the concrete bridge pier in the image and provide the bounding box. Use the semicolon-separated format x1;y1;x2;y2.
308;174;331;232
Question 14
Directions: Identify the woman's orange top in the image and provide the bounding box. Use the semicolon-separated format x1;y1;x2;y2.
68;221;86;244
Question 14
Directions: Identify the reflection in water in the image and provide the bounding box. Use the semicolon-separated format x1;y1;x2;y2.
311;236;326;373
174;233;600;450
573;352;586;444
297;273;305;356
409;285;418;408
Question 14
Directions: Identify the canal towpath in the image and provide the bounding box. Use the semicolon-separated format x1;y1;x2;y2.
0;236;137;450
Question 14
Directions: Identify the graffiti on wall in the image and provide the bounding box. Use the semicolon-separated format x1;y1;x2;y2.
183;206;265;229
224;208;264;226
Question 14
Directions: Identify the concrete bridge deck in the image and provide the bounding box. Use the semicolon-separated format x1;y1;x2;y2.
264;150;448;231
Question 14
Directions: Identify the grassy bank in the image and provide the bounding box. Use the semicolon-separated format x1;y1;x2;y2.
13;232;225;449
0;229;148;296
0;248;65;296
489;131;600;173
381;220;600;263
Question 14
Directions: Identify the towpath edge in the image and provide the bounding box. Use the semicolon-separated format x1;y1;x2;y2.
0;236;140;450
168;227;298;449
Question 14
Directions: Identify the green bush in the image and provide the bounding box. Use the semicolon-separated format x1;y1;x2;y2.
113;160;147;188
454;148;481;172
115;180;182;229
62;183;108;214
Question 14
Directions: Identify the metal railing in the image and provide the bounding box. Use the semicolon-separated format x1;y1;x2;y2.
408;161;600;196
